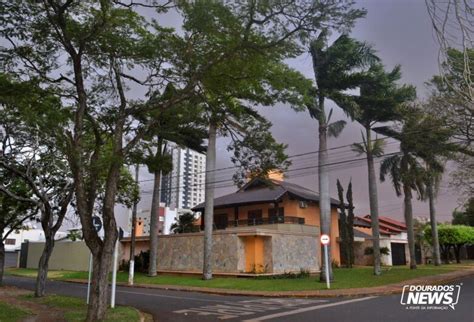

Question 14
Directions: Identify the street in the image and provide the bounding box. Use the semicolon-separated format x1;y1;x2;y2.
4;275;474;322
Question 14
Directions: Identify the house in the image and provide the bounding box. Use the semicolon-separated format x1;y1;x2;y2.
350;215;409;266
154;176;342;275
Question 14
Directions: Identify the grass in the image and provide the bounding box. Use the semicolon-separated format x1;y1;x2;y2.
21;294;140;322
0;302;31;322
7;263;472;292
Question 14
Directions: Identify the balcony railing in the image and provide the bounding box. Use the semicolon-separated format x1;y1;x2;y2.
229;216;305;228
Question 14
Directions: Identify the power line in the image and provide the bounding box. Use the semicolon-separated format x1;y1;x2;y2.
139;151;402;196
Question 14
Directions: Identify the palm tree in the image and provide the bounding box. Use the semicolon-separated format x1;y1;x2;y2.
308;32;378;280
337;63;416;275
376;108;428;269
406;108;457;266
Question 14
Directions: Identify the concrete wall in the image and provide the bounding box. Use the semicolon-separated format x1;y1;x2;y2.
26;241;90;271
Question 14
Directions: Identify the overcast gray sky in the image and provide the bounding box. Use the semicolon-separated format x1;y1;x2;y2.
129;0;463;230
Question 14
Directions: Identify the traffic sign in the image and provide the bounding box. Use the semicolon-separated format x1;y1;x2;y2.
92;216;102;232
320;234;330;245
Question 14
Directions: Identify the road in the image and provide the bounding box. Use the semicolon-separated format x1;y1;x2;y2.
4;275;474;322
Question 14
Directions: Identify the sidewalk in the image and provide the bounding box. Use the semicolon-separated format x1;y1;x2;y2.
64;267;474;298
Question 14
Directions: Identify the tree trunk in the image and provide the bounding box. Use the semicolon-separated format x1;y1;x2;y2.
427;180;441;266
403;184;417;269
148;169;162;276
453;245;462;263
318;98;333;281
365;126;382;275
203;122;217;280
346;185;355;268
35;234;54;297
0;240;5;286
87;247;114;321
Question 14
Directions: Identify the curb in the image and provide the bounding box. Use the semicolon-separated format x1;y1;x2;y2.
9;268;474;299
57;268;474;298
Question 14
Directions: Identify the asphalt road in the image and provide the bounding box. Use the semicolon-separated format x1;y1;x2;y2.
4;275;474;322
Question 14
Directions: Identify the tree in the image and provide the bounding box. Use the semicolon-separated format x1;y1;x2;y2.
176;1;366;281
170;212;198;234
0;176;37;285
425;224;474;264
452;198;474;227
377;107;431;270
0;76;74;296
337;179;355;267
337;62;416;274
130;88;207;277
308;33;378;279
2;2;182;318
426;48;474;202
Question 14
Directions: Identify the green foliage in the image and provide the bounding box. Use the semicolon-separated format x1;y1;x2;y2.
364;246;390;256
452;198;474;226
424;224;474;246
170;213;199;234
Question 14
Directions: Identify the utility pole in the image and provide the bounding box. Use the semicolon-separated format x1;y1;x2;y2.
128;164;139;285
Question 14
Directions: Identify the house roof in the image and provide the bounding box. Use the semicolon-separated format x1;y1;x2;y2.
354;215;407;235
192;178;341;211
354;228;373;239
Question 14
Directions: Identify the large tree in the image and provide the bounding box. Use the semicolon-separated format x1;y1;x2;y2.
0;76;73;296
0;175;37;286
175;1;367;280
377;107;432;270
308;33;377;280
337;63;416;275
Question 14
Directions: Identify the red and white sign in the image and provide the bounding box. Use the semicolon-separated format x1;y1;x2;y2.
320;234;330;245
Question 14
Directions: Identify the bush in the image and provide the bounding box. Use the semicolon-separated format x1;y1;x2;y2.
119;250;150;273
364;246;390;256
254;268;310;280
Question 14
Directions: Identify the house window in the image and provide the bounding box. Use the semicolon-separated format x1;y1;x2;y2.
214;214;228;230
247;209;263;225
5;238;15;245
268;207;284;223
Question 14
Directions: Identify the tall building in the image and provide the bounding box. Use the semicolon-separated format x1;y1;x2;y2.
160;143;206;210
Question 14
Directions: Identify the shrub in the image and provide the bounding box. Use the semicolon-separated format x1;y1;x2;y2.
364;246;390;256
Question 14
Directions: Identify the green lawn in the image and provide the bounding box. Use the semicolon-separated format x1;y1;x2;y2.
0;302;31;322
21;294;140;322
7;264;471;292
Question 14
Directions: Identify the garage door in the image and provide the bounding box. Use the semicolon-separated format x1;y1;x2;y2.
391;243;406;265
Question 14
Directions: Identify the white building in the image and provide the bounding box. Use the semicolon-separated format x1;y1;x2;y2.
128;203;178;236
2;227;68;252
160;143;206;210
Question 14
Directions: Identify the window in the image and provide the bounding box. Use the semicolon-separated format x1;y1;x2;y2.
247;209;263;225
269;207;285;223
214;214;228;230
5;238;16;245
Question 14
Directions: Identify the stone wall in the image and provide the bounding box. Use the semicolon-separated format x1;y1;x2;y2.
156;232;245;272
271;234;319;273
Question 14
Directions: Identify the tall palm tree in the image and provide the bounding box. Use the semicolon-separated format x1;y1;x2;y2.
309;32;378;280
376;109;428;269
405;108;457;266
336;63;416;275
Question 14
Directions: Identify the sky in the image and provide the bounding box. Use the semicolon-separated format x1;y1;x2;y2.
118;0;464;231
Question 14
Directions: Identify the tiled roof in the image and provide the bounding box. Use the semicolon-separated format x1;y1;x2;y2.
354;215;407;235
192;178;340;211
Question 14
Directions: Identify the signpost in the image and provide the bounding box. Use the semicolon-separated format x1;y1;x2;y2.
87;216;102;304
320;234;330;289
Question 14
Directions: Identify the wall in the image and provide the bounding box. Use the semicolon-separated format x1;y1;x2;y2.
155;228;319;274
156;232;245;273
271;233;319;273
26;241;91;271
